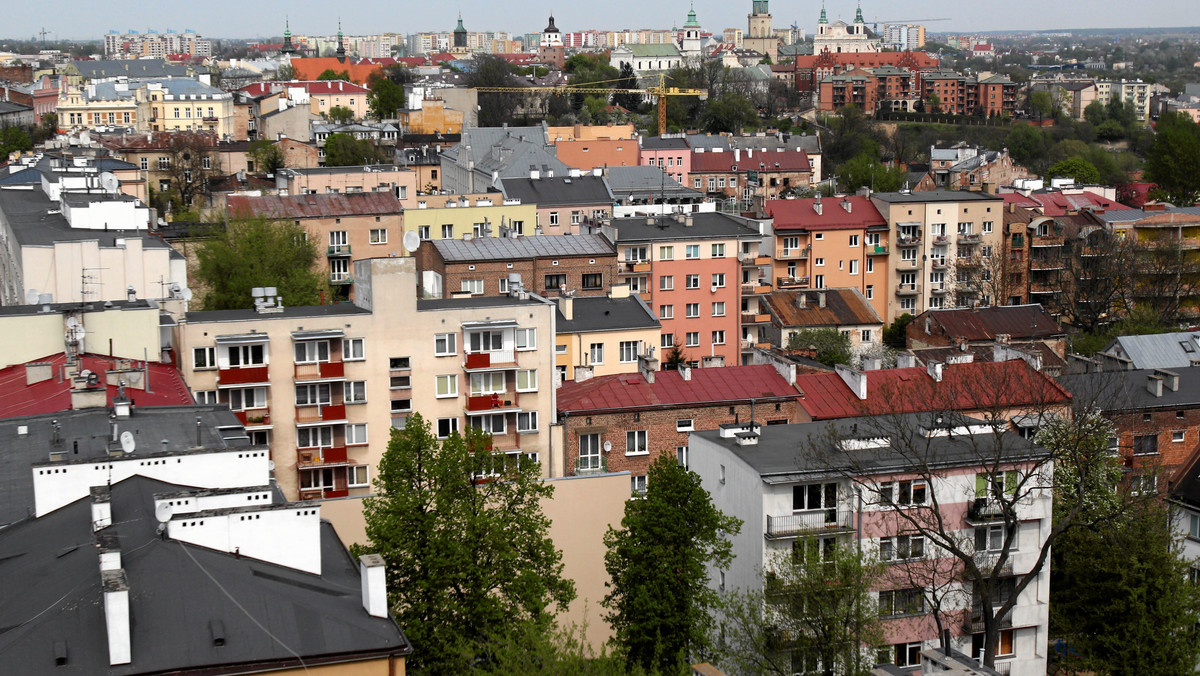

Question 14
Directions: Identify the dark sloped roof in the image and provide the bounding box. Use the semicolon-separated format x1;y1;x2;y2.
1058;366;1200;413
764;288;882;329
872;190;1003;204
432;234;615;262
557;295;660;333
919;304;1064;342
226;192;403;219
610;212;760;242
499;175;614;207
0;475;410;674
558;365;798;412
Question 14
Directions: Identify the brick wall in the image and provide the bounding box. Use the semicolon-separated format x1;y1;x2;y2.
1110;406;1200;475
563;398;801;480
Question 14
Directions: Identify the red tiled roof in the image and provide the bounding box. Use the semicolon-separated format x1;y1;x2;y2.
395;57;428;67
691;149;811;173
290;58;384;85
999;193;1040;209
227;192;403;219
765;195;887;230
239;80;369;96
794;360;1072;420
557;365;798;412
1028;190;1132;217
0;353;194;419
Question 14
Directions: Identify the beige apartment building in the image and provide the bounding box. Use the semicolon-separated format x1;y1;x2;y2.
57;77;236;138
404;194;539;242
276;165;419;207
175;257;558;500
870;190;1006;321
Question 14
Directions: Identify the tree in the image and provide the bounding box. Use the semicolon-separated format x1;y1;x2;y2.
248;139;285;175
611;62;643;112
470;55;524;127
702;91;757;134
1083;99;1108;126
316;68;351;81
720;542;884;676
839;152;907;193
323;105;355;123
323;132;387;167
159;132;216;209
356;415;575;675
786;328;852;367
1028;90;1056;120
368;77;404;120
1047;157;1101;185
882;313;914;348
273;64;294;81
1145;111;1200;206
603;454;742;673
663;345;687;370
194;216;328;310
0;126;32;156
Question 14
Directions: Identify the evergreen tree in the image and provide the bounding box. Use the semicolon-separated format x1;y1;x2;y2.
356;415;575;675
1146;111;1200;206
603;454;742;673
368;77;405;120
194;216;328;310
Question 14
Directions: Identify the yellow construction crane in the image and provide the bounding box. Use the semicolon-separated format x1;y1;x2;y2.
474;72;707;134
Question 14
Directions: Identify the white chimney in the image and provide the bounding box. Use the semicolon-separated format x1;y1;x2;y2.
813;197;823;215
835;364;867;400
862;357;881;371
639;354;659;383
818;292;826;308
91;486;112;531
927;361;944;383
103;569;132;665
897;352;916;368
574;364;594;383
680;366;692;381
98;533;121;572
1148;374;1164;398
734;148;741;162
359;554;389;618
841;198;852;213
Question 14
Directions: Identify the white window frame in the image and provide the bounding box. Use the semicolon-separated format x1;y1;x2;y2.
660;305;674;320
516;369;538;392
461;279;484;295
435;375;458;398
517;411;539;432
345;381;367;404
348;465;370;487
712;301;726;316
515;328;537;351
193;346;216;370
436;417;460;439
435;333;457;356
589;343;604;365
346;423;368;445
369;228;387;244
626;429;649;455
676;419;694;432
342;338;365;361
294;340;331;364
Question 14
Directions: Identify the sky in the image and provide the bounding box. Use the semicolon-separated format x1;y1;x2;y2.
4;0;1200;42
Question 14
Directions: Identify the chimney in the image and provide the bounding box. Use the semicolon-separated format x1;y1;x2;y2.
995;333;1010;345
734;148;741;162
680;366;692;381
113;396;132;418
103;569;132;665
574;364;595;383
813;197;823;215
1148;374;1164;398
530;168;540;180
841;198;852;213
557;295;573;320
25;361;52;385
359;554;389;618
818;292;826;308
927;361;944;383
797;293;807;309
862;357;881;371
1156;369;1180;392
897;352;916;369
639;354;659;383
91;486;112;531
98;532;121;572
835;364;868;400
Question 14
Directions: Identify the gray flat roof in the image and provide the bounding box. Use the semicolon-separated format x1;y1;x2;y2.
417;295;549;311
185;303;372;323
611;212;760;242
0;187;168;248
872;190;1004;204
432;234;615;262
557;295;660;333
499;175;615;207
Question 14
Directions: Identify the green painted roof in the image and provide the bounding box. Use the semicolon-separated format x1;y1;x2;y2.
620;43;682;57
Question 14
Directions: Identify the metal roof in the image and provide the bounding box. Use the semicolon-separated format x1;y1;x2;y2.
1102;332;1200;370
432;234;615;261
557;295;660;333
557;365;798;413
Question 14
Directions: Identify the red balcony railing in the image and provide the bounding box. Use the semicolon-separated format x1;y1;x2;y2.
467;394;516;412
294;360;345;380
295;403;347;423
233;409;271;426
466;352;491;369
218;366;269;385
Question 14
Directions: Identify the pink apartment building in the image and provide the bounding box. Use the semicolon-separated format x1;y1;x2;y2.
639;135;692;186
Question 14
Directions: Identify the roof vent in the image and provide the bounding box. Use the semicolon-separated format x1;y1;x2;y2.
209;619;226;647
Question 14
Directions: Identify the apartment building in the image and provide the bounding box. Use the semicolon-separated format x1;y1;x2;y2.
226;193;406;296
547;124;640;171
870;191;1006;321
176;257;558;501
403;193;538;244
639;136;692;185
919;71;1019;117
57;78;236;138
689;147;813;202
415;234;618;300
239;80;372;120
555;290;661;382
498;173;616;235
692;415;1052;676
276;165;418;205
761;287;883;353
906;305;1066;359
763;195;891;321
557;363;800;494
603;212;763;367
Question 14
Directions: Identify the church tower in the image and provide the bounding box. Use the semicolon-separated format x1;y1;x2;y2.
854;2;865;35
681;4;702;59
818;2;828;36
334;20;346;62
280;18;296;55
452;15;468;52
745;0;777;61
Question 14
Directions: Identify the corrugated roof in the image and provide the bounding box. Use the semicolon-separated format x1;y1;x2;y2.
226;192;403;219
1103;332;1200;370
691;149;811;173
432;234;615;261
557;365;798;412
918;304;1063;341
795;361;1071;420
764;288;882;328
765;196;886;230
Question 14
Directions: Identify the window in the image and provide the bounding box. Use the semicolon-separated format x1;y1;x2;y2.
1174;430;1187;443
1131;474;1157;496
158;156;171;170
228;387;267;411
418;226;431;240
1190;514;1200;540
712;331;726;345
661;333;675;348
1133;434;1158;455
659;245;674;260
660;275;675;291
579;433;602;471
976;524;1017;552
849;260;859;275
676;419;694;432
711;243;726;257
589;343;604;365
549;211;559;226
879;588;925;617
686;303;700;318
390;357;411;370
631;475;648;497
517;411;539;432
194;390;218;404
441;224;454;239
686;274;700;289
461;279;484;295
893;642;923;667
295;383;332;406
342;338;364;361
469;372;505;395
298;426;333;448
620;341;639;363
712;302;725;316
660;305;674;319
391;399;412;413
686;245;700;259
436;375;458;398
975;471;1018;499
629;276;647;292
516;369;538;392
880;535;925;561
294;340;331;364
866;284;874;300
626;430;649;455
345;381;367;403
227;344;266;367
139;157;148;170
712;273;726;288
193;347;216;370
515;328;537;351
545;273;567;291
346;423;368;445
983;220;994;234
866;258;874;273
436;417;459;438
861;330;872;343
625;246;648;263
879;479;927;506
677;445;689;468
581;273;602;290
468;331;502;352
349;465;370;487
971;630;1014;661
426;333;457;358
369;228;387;244
814;274;824;289
686;332;699;347
470;413;506;435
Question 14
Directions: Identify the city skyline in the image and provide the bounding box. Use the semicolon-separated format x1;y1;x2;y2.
4;0;1200;43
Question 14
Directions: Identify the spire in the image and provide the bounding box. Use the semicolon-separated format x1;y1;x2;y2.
335;19;345;59
280;16;296;55
854;1;864;24
819;2;828;24
684;2;701;28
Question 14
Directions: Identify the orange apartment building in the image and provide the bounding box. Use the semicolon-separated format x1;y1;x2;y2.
763;195;891;322
276;164;419;207
547;124;640;171
398;96;464;134
602;212;763;367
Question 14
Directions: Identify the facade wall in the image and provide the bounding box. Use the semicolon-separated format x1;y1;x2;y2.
535;203;614;236
283;168;419;208
639;146;691;185
18;239;182;306
552;139;639;172
402;199;538;243
556;325;661;381
417;248;619;299
769;222;890;321
1109;406;1200;475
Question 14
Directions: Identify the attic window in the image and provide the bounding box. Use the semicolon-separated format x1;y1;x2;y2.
1182;341;1195;353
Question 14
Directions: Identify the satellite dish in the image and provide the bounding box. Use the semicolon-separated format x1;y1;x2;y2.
602;440;613;453
154;501;174;524
402;230;421;253
24;289;39;305
120;430;136;454
100;172;119;194
267;460;276;471
181;287;194;301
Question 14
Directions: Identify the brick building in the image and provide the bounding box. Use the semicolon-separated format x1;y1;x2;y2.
498;173;616;235
689;147;812;201
556;363;801;494
415;234;618;299
794;50;938;93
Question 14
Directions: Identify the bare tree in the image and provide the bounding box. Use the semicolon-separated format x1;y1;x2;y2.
162;132;217;209
1057;225;1135;332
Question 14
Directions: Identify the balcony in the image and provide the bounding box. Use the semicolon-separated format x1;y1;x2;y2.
957;232;982;245
931;257;949;270
466;394;520;412
777;276;810;289
233;409;271;427
965;605;1013;634
297;445;349;468
867;243;889;255
777;246;811;260
1029;282;1059;295
933;234;950;245
295;403;347;423
896;282;921;296
930;282;948;295
576;456;609;475
741;281;772;295
217;365;269;385
299;486;350;500
742;313;771;324
740;253;772;266
1030;258;1064;271
897;234;922;247
294;360;345;380
621;260;652;273
966;497;1013;523
330;274;354;285
956;255;982;267
327;244;352;257
464;350;517;371
202;115;219;122
1031;235;1064;248
765;510;855;539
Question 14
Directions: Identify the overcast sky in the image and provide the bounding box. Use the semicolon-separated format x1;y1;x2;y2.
4;1;1199;41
